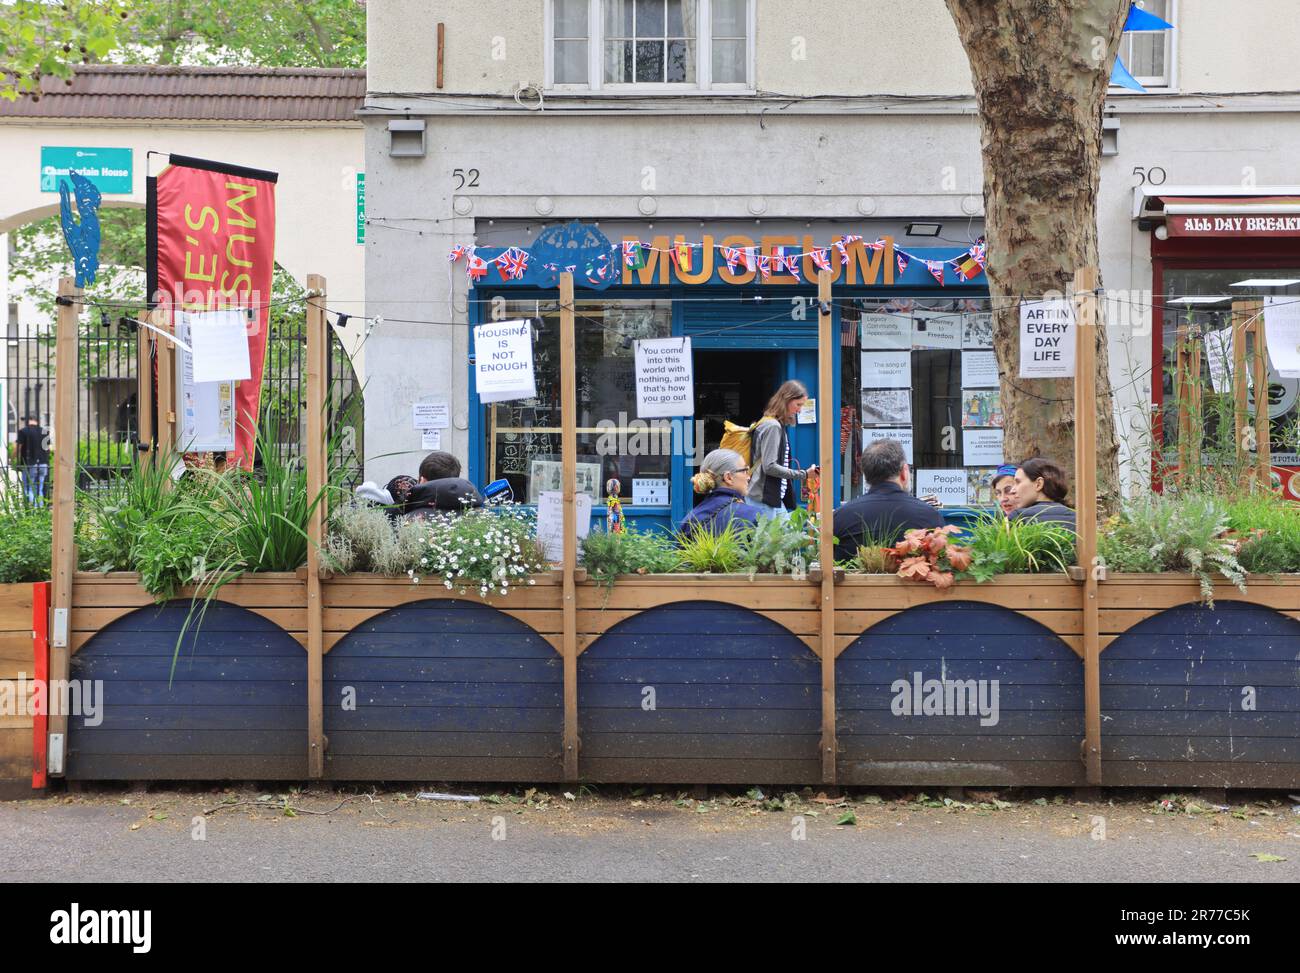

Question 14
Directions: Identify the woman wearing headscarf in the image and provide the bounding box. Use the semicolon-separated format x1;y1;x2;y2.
679;448;762;535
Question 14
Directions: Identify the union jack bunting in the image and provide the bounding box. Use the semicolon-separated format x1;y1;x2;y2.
447;245;467;262
810;248;832;272
742;246;757;272
924;259;946;285
833;239;850;265
722;247;743;273
897;250;911;276
495;248;527;281
777;247;802;281
865;237;887;251
623;240;646;269
757;254;772;280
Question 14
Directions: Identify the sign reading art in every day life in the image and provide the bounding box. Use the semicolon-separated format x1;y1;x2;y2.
174;313;236;453
1018;299;1076;379
634;336;694;418
40;146;133;194
1263;295;1300;378
861;352;912;389
915;468;968;507
536;491;593;562
963;429;1005;467
863;427;913;465
475;319;536;403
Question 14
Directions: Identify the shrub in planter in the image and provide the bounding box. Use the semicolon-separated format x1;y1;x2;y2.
1098;493;1245;605
0;494;51;583
740;507;818;576
1225;494;1300;575
581;524;682;585
961;514;1075;582
408;506;549;596
887;526;972;590
326;499;426;576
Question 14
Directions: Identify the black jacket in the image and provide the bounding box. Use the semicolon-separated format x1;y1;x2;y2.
403;477;484;516
17;425;47;465
832;481;945;561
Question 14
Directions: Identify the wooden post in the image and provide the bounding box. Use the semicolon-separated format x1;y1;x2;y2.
559;273;579;780
1251;302;1271;489
1231;301;1250;485
48;277;80;770
1073;267;1102;785
154;307;176;461
136;328;154;466
1188;335;1202;474
436;23;445;90
816;270;837;784
305;275;328;778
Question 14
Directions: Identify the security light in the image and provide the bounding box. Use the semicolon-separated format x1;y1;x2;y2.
904;222;943;237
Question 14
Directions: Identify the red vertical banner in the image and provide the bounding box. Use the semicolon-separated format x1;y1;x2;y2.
148;155;278;468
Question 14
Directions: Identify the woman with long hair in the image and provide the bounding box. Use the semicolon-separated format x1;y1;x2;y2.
1008;457;1076;530
747;379;817;520
679;448;761;535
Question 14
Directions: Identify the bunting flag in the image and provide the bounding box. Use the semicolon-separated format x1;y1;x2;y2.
865;237;887;251
447;244;467;263
466;251;488;280
672;241;693;272
924;259;946;285
897;250;911;277
951;250;983;281
742;246;757;272
778;246;802;281
622;240;646;269
722;246;742;273
757;254;772;281
810;247;832;272
833;239;850;265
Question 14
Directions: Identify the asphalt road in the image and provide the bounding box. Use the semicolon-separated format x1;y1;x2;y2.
4;786;1297;883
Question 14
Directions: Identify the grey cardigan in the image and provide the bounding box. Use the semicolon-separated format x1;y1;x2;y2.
746;417;806;509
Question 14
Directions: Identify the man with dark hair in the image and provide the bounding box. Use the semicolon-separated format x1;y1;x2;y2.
418;450;461;483
16;416;49;506
832;438;944;561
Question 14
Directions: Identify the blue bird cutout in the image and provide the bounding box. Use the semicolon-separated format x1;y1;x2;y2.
59;171;102;288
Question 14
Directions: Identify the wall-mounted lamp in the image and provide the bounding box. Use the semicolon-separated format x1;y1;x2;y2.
904;222;942;237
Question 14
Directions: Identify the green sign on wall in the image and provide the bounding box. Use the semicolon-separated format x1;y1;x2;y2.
356;172;366;244
40;146;133;194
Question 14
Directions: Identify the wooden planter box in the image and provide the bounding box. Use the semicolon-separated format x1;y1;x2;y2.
0;583;35;795
56;570;1300;789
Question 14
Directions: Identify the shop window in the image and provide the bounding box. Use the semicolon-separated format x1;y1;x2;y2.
852;299;1002;507
546;0;753;91
1113;0;1175;90
483;299;673;505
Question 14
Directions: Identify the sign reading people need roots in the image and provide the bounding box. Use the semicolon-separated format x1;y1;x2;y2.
634;336;694;417
916;468;967;506
1019;299;1076;379
475;319;536;403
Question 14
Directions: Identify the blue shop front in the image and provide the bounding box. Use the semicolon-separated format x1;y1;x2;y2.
466;220;991;532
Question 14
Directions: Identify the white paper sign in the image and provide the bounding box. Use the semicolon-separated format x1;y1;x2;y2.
862;427;913;464
536;490;593;563
175;313;236;453
962;351;999;389
632;477;670;506
186;309;251;385
916;468;968;507
963;429;1005;466
797;398;816;425
859;313;912;349
1203;328;1233;394
962;313;994;349
421;429;442;450
1019;300;1076;378
861;352;912;389
1264;295;1300;378
475;319;536;403
635;336;694;417
912;313;961;350
413;401;450;429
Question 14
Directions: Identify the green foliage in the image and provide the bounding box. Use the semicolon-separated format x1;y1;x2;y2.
961;514;1076;583
0;491;52;582
1224;494;1300;574
78;434;135;469
0;1;131;101
581;524;682;585
77;449;183;572
409;507;550;597
740;507;817;575
674;520;749;574
325;499;426;576
1099;493;1246;605
836;523;904;574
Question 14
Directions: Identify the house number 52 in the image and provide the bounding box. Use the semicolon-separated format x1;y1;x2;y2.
453;168;480;189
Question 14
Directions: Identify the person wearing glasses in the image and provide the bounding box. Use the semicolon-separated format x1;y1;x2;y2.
680;448;761;535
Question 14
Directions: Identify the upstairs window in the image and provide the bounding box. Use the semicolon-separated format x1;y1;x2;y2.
1114;0;1176;90
546;0;753;92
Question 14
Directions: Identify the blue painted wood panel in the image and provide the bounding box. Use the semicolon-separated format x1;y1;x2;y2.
1101;600;1300;787
323;599;563;781
67;600;307;779
837;600;1085;786
578;601;820;784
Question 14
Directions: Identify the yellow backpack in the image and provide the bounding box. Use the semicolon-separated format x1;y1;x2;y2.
719;416;779;470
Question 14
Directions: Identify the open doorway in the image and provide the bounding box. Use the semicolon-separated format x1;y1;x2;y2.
694;349;783;455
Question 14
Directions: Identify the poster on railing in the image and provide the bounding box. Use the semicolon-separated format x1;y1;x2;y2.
1264;296;1300;378
536;490;593;562
475;319;536;403
1018;299;1076;378
175;312;236;453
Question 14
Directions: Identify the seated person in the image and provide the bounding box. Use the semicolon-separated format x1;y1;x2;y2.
402;450;484;517
832;439;944;560
991;463;1019;516
678;449;761;535
1007;457;1076;530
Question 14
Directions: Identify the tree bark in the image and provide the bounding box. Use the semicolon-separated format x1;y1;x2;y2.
945;0;1124;504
